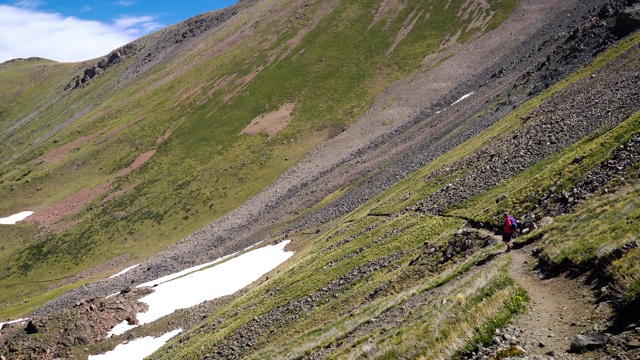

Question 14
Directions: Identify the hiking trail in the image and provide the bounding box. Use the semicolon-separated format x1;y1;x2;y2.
479;229;612;359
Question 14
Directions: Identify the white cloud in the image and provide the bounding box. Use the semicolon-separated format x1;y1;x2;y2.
116;1;136;7
15;0;43;9
0;5;161;63
113;15;162;35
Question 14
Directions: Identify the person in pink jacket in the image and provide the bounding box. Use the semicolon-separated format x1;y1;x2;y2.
502;212;516;252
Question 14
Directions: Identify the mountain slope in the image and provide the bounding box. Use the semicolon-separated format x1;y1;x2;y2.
1;0;640;359
0;0;519;317
146;7;640;359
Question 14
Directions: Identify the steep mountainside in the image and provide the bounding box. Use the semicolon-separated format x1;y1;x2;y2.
1;0;640;359
0;0;522;317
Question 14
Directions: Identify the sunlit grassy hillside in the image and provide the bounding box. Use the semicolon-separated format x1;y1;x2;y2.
147;31;640;359
0;0;519;318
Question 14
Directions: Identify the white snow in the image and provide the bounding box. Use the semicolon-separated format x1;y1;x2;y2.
450;91;474;106
108;264;140;279
107;321;135;337
0;318;28;328
107;240;293;336
0;211;34;225
138;240;293;324
89;328;182;360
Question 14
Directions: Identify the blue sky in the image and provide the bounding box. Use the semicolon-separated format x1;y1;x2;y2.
0;0;236;63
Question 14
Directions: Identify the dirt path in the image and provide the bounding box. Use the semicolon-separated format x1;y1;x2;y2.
478;226;614;359
510;246;607;359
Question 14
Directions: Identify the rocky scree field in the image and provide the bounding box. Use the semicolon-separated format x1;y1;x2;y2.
2;0;640;359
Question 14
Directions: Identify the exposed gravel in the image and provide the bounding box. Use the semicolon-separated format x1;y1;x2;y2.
31;0;635;328
413;40;640;216
4;2;639;359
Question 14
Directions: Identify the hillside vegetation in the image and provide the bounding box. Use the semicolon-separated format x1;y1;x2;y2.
149;29;640;360
0;0;518;317
1;0;640;359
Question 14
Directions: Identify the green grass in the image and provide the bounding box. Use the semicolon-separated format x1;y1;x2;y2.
150;216;525;359
0;0;521;317
133;19;640;360
535;184;639;268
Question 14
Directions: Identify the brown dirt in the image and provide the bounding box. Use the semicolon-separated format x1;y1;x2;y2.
509;246;610;359
155;118;186;144
28;181;111;230
240;102;296;140
171;81;206;108
461;0;493;31
29;148;156;229
37;130;103;165
386;7;424;56
479;227;613;360
101;181;140;205
370;0;395;26
116;150;156;177
277;0;341;62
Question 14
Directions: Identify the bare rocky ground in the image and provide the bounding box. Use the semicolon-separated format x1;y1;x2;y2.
3;0;640;359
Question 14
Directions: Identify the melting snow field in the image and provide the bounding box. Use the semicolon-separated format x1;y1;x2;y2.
108;240;294;336
0;211;34;224
435;91;475;115
88;329;183;360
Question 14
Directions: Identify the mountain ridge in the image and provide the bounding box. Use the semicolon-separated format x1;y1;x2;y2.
1;0;640;359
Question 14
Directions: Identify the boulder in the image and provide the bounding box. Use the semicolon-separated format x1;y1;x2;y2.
25;320;39;334
627;339;640;349
614;4;640;37
570;333;610;353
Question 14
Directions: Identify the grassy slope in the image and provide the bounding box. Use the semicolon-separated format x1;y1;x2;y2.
0;0;519;318
151;32;640;359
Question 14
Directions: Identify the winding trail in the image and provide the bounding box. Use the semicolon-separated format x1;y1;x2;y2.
509;245;604;359
480;228;611;359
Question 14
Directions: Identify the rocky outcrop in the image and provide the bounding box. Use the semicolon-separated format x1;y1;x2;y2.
63;1;251;91
570;333;611;353
533;133;640;218
0;288;151;359
65;43;138;90
614;4;640;37
462;325;633;360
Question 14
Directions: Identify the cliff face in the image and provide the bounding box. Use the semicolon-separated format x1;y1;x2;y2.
1;0;640;359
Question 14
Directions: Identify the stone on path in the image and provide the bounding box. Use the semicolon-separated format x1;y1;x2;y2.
570;333;610;353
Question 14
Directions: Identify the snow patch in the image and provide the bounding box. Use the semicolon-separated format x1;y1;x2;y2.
0;211;34;224
0;318;28;328
137;240;293;325
108;241;293;336
89;328;182;360
109;264;140;279
107;321;135;337
450;91;474;106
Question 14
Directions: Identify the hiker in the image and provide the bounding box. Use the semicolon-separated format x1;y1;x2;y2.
502;212;517;252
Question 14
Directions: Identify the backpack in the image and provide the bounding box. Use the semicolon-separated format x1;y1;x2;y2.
509;216;519;231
